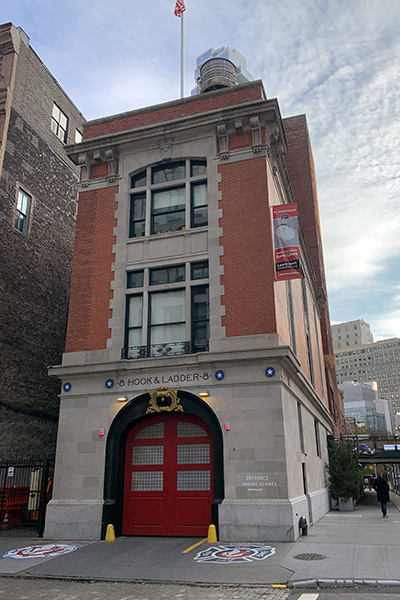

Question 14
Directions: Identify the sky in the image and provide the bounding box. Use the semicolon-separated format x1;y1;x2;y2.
3;0;400;341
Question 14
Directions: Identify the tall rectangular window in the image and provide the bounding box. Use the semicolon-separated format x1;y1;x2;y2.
191;285;209;346
14;189;31;235
314;420;321;457
152;187;185;234
51;103;68;143
302;463;308;496
191;182;208;228
302;278;315;387
298;403;305;454
130;194;146;237
149;290;185;349
126;295;143;358
287;279;297;356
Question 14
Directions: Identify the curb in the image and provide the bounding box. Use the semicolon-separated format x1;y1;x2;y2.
289;578;400;588
0;574;285;588
3;573;400;589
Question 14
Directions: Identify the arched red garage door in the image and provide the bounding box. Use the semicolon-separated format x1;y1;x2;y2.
122;413;213;536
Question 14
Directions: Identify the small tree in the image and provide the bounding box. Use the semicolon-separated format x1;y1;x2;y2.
326;440;364;501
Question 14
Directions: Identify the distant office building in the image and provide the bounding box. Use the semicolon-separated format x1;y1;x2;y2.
334;337;400;394
0;22;85;458
340;381;391;432
375;396;395;434
334;335;400;433
191;46;253;95
331;319;374;351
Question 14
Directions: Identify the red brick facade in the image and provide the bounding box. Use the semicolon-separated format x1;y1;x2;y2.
65;186;117;352
83;84;265;139
284;115;344;432
64;83;337;424
219;156;277;336
90;162;109;179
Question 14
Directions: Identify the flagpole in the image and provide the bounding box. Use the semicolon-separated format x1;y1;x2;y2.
180;12;184;98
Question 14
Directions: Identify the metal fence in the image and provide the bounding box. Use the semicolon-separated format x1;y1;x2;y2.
0;459;53;537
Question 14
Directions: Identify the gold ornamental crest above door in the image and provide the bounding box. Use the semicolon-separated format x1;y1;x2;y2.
146;387;184;414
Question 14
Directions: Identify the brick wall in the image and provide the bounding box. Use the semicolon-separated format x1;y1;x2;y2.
83;83;265;139
219;155;277;336
65;186;117;352
90;162;108;179
0;108;78;458
284;115;343;430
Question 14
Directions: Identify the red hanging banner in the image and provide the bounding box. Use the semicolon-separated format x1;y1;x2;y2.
272;203;303;281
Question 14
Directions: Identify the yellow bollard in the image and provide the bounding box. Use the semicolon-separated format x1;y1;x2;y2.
105;524;116;542
207;524;217;543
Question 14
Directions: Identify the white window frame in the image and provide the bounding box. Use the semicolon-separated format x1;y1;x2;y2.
129;159;208;238
14;188;31;235
125;261;209;358
51;102;68;143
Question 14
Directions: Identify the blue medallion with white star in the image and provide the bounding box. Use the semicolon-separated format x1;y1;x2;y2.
265;367;275;378
105;379;114;389
215;370;225;381
63;382;71;392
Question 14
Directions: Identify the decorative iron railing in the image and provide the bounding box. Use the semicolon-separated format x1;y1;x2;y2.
121;339;209;360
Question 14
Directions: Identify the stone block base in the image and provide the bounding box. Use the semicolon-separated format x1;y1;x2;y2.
218;492;330;542
44;499;103;540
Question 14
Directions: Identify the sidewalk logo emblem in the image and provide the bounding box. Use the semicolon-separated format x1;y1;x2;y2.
194;544;276;563
2;543;79;559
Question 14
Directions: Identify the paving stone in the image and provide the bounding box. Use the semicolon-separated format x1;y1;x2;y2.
0;579;290;600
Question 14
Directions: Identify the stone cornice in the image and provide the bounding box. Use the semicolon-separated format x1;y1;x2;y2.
48;343;332;425
65;97;285;163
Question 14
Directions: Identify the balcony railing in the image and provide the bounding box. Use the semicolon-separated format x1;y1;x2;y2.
121;339;209;360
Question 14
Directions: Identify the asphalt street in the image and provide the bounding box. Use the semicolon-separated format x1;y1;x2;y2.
2;490;400;597
0;578;290;600
3;580;400;600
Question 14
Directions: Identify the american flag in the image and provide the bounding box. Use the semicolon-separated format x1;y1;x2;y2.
174;0;186;17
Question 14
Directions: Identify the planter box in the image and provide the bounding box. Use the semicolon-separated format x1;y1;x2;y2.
339;497;354;512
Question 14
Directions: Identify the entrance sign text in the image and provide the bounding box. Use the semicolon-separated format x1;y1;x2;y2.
116;371;212;389
242;474;278;488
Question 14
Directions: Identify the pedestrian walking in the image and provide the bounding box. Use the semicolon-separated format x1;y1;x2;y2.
373;473;390;517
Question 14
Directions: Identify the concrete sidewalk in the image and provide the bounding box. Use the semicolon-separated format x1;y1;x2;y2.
1;490;400;588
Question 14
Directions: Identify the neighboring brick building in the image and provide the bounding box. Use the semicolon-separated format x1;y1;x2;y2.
0;23;85;459
46;62;341;542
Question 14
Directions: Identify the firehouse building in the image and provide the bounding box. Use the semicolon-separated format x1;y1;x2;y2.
45;66;341;542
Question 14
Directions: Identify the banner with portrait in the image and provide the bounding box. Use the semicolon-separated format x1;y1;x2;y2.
272;203;302;281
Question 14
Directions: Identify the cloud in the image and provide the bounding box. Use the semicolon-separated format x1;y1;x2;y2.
3;0;400;336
